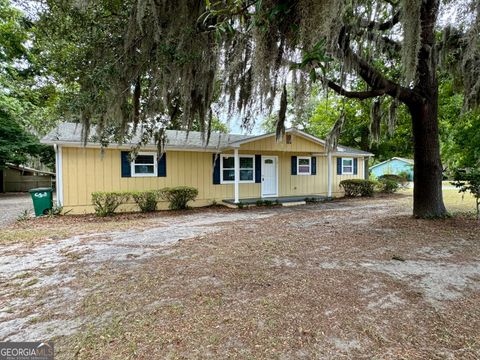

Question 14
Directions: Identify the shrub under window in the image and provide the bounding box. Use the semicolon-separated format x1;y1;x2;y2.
159;186;199;210
339;179;375;197
91;191;130;216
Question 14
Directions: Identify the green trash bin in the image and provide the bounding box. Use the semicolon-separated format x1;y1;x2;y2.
29;187;53;216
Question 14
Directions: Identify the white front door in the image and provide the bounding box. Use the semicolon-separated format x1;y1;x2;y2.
261;156;278;197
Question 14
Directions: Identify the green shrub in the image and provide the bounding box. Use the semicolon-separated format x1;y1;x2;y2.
451;168;480;219
397;170;412;181
379;174;408;188
159;186;198;210
255;199;278;207
46;204;72;216
131;190;159;212
339;179;375;197
91;191;130;216
379;178;400;193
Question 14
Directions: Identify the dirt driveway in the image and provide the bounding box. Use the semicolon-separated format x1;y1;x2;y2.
0;195;479;359
0;193;33;227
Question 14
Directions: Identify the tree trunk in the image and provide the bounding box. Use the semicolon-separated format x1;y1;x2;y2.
409;0;447;218
409;101;447;217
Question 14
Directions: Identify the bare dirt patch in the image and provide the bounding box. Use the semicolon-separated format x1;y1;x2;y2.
1;195;479;359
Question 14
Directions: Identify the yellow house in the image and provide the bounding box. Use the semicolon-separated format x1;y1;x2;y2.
42;123;373;214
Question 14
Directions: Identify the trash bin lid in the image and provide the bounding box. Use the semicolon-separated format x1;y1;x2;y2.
28;187;53;193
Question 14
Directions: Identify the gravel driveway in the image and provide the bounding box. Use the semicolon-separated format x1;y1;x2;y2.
0;193;34;227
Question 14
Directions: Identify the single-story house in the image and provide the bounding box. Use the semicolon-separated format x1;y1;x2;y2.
41;123;373;214
0;163;55;193
369;157;414;180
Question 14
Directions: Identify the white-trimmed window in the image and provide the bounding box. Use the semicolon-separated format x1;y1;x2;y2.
131;152;157;177
297;157;311;175
221;155;255;183
342;157;354;175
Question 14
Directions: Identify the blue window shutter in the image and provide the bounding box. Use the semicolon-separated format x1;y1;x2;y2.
353;158;358;175
213;154;221;184
337;157;342;175
291;156;297;175
121;151;131;177
255;155;261;183
311;156;317;175
158;153;167;177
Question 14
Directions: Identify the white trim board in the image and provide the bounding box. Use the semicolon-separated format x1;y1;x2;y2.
55;144;64;207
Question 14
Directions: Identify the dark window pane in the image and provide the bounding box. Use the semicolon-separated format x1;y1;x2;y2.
299;158;310;165
240;157;253;169
135;165;154;174
264;159;273;164
135;155;154;164
240;169;253;181
223;169;235;181
222;156;234;168
298;165;310;173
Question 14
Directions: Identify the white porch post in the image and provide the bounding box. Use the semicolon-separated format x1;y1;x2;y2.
234;148;240;203
327;151;332;198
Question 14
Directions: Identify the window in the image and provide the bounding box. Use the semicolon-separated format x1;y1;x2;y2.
297;157;311;175
131;152;157;177
342;158;353;175
286;134;292;144
221;155;255;183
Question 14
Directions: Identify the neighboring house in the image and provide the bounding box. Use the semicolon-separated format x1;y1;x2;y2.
369;157;414;180
0;163;55;193
41;123;373;214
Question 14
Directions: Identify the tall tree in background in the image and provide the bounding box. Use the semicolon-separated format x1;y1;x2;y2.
0;0;55;169
35;0;480;217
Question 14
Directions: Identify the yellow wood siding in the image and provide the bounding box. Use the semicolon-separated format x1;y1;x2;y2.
238;134;325;152
61;146;365;214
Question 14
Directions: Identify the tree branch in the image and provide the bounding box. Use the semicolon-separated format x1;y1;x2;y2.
360;10;401;31
363;32;401;52
336;26;421;105
326;80;388;99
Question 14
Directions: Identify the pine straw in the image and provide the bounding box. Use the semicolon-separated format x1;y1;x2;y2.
38;196;480;359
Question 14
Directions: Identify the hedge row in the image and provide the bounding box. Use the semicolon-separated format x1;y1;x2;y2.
340;175;406;197
91;186;199;216
339;179;375;197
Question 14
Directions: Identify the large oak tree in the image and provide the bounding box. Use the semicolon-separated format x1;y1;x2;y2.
36;0;479;217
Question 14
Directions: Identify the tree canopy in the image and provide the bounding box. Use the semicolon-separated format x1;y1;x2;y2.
0;0;55;169
29;0;480;217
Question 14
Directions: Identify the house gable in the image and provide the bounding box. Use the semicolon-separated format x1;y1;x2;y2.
237;133;325;153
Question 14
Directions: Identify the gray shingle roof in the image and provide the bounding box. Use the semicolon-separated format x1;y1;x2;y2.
41;122;373;156
41;122;253;150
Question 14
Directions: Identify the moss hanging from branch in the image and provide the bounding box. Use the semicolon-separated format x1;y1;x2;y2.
39;0;479;152
276;83;287;141
388;99;398;136
400;0;422;84
369;98;382;143
326;111;345;151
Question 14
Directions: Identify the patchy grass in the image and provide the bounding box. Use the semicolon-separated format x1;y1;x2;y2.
0;206;234;246
399;188;477;214
23;278;39;287
1;195;479;359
